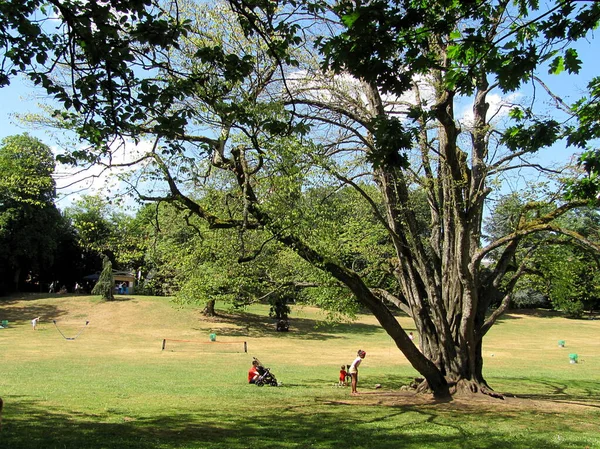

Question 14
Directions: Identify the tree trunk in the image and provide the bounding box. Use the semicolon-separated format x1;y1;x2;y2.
203;299;216;316
13;266;21;293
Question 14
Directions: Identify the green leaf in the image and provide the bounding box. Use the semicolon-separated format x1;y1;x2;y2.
509;107;525;121
341;12;360;28
446;44;462;60
564;48;582;74
449;30;461;40
548;56;564;75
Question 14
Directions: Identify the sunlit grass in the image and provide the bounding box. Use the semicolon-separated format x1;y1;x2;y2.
1;293;599;448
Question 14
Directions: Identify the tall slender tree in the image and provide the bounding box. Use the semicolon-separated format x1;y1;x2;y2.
91;255;115;300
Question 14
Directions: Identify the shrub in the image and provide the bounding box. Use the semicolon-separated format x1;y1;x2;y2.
511;289;550;309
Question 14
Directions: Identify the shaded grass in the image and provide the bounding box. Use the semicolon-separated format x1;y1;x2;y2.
1;294;599;448
3;391;599;449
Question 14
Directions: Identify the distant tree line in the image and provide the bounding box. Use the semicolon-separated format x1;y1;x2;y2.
2;133;598;318
0;133;345;317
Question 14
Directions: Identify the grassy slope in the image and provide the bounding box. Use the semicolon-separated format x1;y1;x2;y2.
0;293;599;449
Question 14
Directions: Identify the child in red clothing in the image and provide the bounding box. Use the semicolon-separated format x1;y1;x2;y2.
248;360;260;384
338;365;347;386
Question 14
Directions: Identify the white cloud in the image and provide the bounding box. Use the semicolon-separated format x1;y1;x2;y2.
457;92;522;127
287;69;439;120
53;138;155;209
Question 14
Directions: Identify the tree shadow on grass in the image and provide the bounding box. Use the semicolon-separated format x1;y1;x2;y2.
494;377;600;408
0;296;69;326
0;293;136;327
2;395;589;449
490;308;567;324
306;374;600;411
199;310;383;340
109;295;137;302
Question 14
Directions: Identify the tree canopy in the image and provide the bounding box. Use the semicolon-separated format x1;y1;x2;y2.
2;0;600;398
0;134;64;292
485;194;600;316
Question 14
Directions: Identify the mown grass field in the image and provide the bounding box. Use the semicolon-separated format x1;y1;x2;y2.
1;293;599;449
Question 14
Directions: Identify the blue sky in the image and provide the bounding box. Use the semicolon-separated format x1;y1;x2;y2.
1;75;44;140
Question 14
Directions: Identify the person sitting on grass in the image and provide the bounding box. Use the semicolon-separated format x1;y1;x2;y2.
349;349;366;395
248;360;260;384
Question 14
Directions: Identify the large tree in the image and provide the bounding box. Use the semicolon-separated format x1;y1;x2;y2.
142;196;334;318
0;134;64;292
3;0;600;398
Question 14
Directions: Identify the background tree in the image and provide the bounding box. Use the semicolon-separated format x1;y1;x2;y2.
485;192;600;317
143;198;328;319
0;134;65;293
66;194;148;281
65;195;114;274
91;255;115;300
50;216;87;292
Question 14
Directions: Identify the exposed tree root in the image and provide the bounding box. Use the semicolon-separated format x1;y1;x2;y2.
406;378;504;400
452;379;504;398
480;387;505;399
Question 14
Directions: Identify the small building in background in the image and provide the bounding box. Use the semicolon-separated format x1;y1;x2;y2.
83;270;136;294
113;271;136;294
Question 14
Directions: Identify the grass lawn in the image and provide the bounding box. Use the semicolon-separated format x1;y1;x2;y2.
1;293;599;448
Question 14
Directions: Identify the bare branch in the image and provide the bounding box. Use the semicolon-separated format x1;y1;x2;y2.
371;288;412;316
